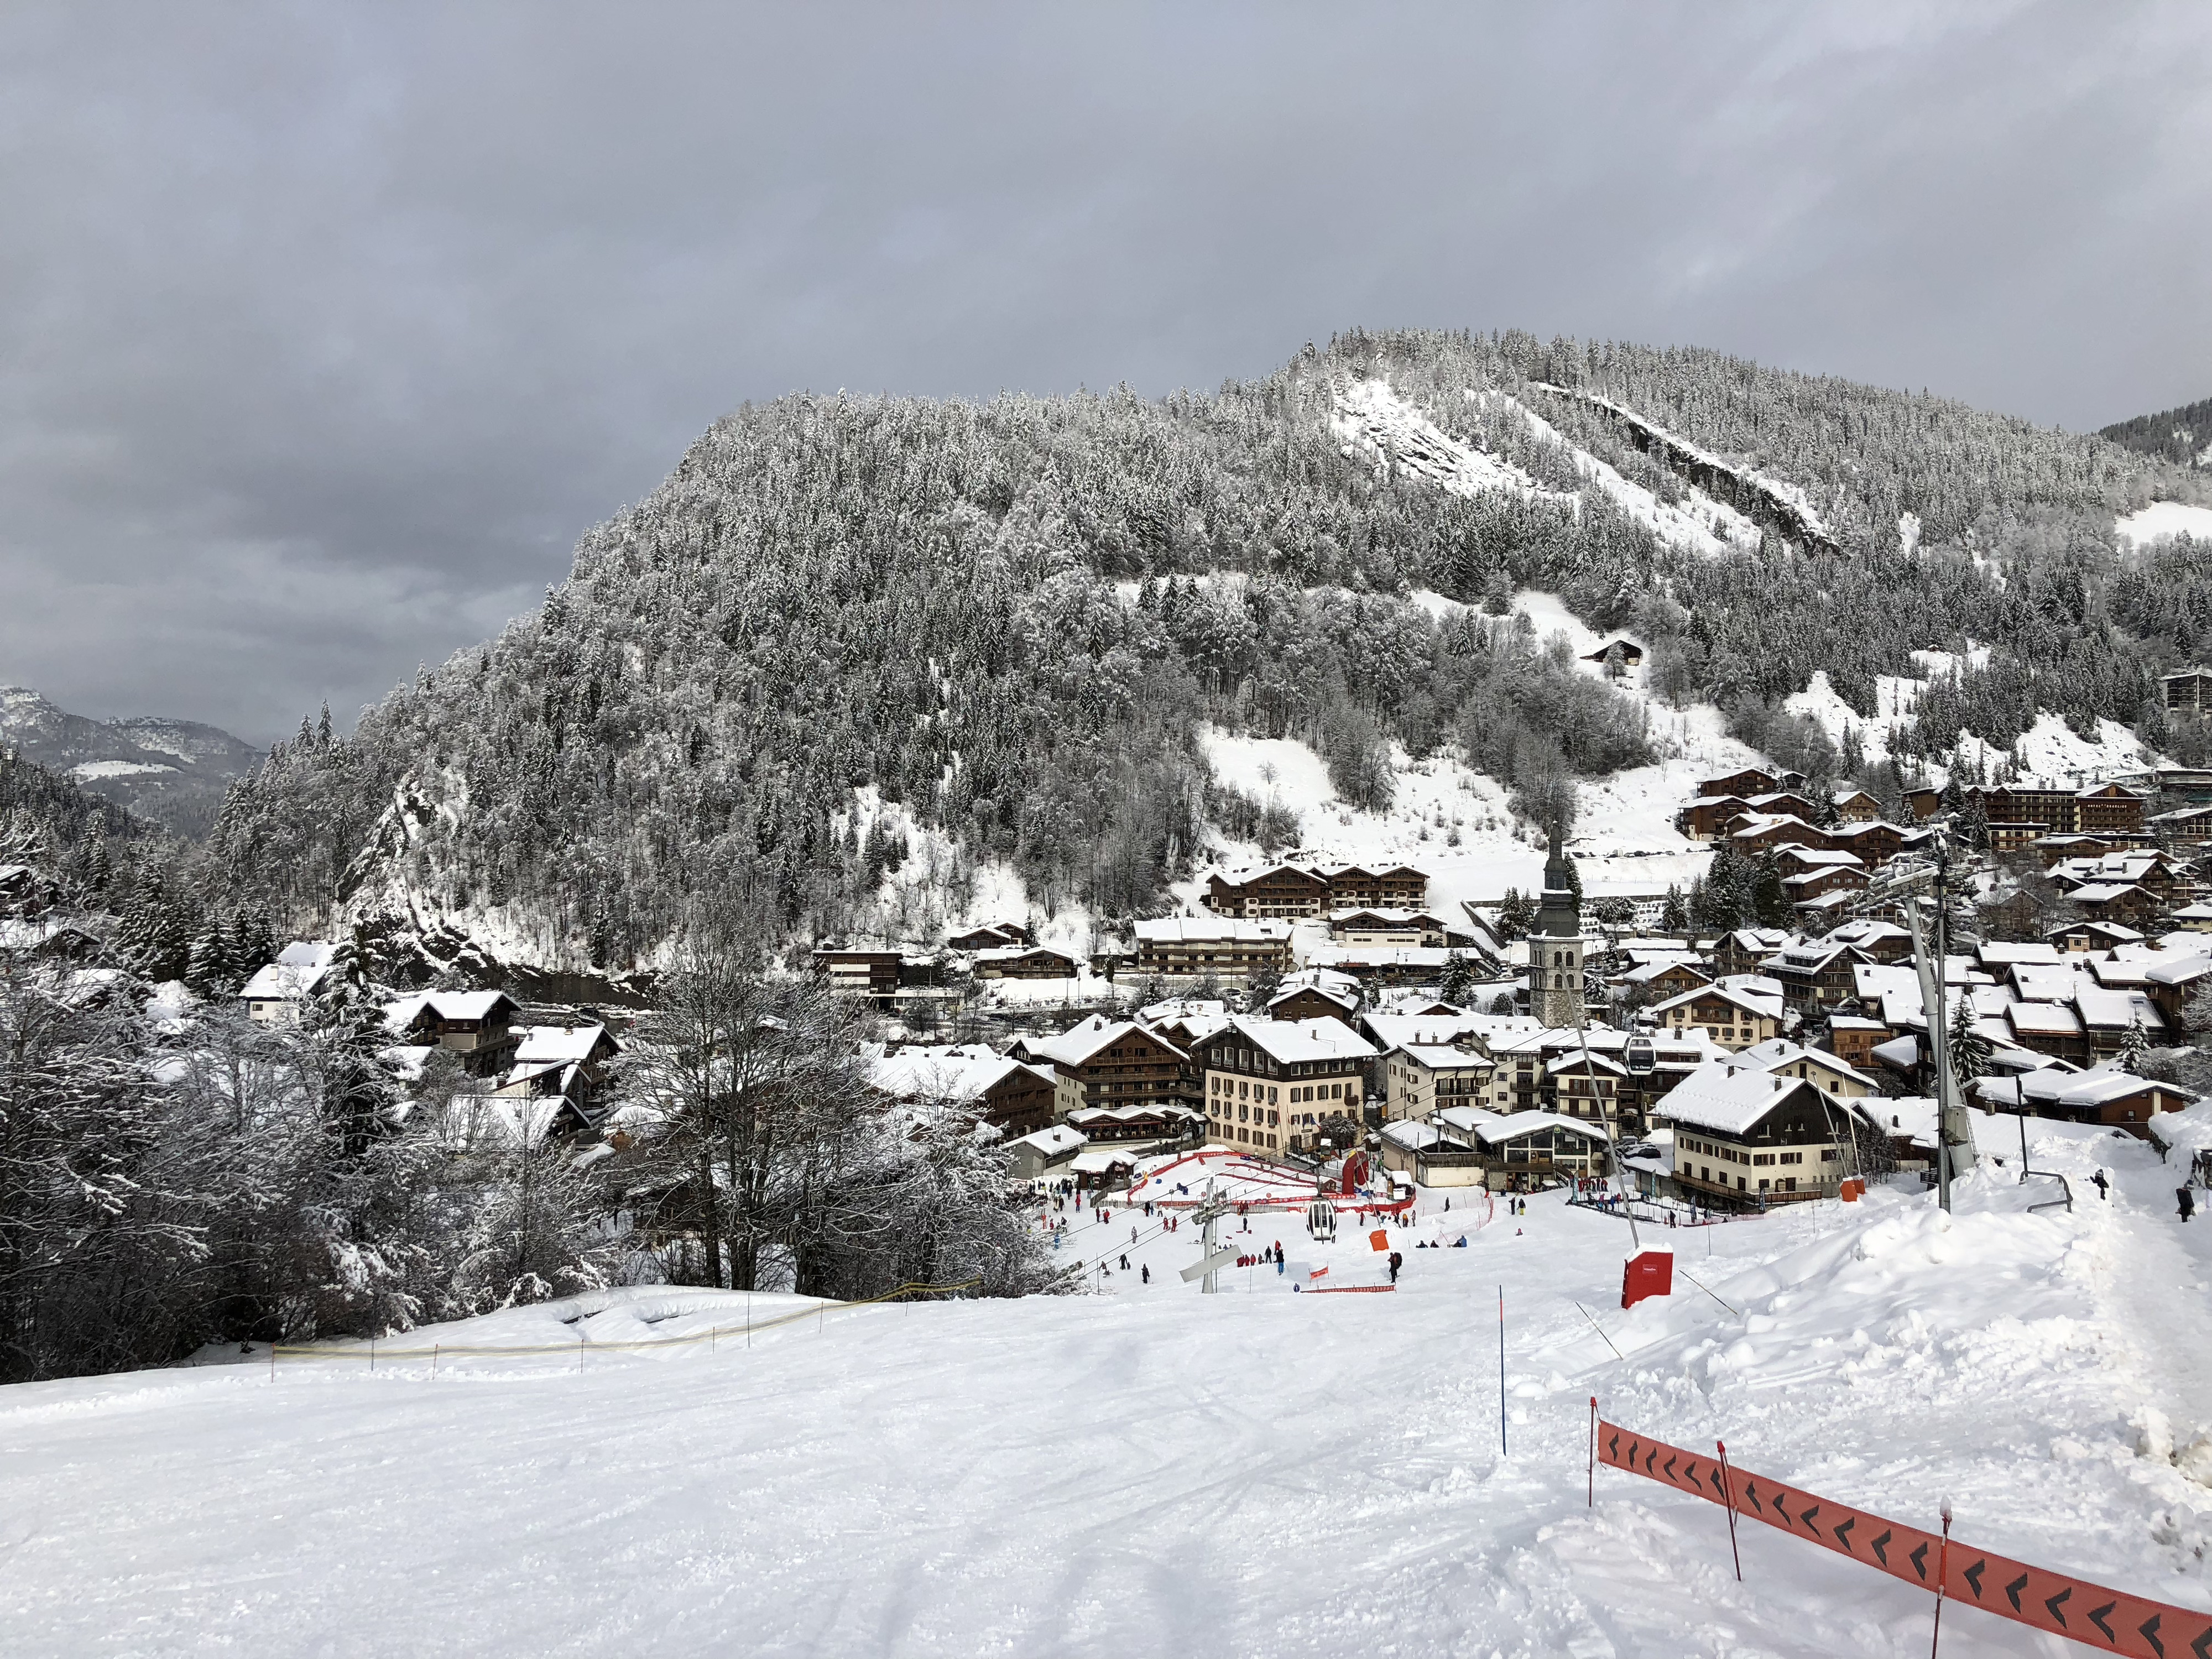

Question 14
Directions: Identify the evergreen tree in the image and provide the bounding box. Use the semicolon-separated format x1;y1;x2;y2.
1948;998;1991;1084
1658;884;1688;935
2119;1015;2150;1076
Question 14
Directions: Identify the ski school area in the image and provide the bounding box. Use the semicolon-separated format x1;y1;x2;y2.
6;1112;2212;1656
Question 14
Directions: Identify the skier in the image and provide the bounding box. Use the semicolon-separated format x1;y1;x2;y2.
2180;1187;2196;1224
1387;1249;1403;1285
1119;1254;1130;1271
1141;1264;1150;1285
2093;1170;2110;1201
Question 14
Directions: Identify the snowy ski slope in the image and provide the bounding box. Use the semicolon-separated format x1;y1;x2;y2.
5;1113;2210;1657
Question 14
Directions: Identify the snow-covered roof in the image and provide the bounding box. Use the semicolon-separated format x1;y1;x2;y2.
1065;1104;1199;1126
1020;1016;1181;1068
1218;1014;1378;1066
1978;941;2063;968
2072;985;2164;1034
1008;1124;1087;1157
1393;1041;1496;1073
1434;1106;1607;1146
513;1024;614;1066
1980;1064;2196;1112
1380;1119;1448;1153
870;1048;1050;1103
2007;1002;2083;1036
1069;1149;1140;1173
275;940;338;969
1133;917;1291;944
1735;1037;1876;1089
1648;983;1779;1021
1363;1010;1540;1053
238;960;331;1001
1653;1059;1825;1136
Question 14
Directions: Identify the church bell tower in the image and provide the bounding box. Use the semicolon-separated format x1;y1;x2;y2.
1526;820;1585;1028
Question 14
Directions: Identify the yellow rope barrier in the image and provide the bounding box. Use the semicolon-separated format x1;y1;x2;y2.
269;1279;983;1364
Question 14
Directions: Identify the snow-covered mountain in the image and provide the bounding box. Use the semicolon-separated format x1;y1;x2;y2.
0;686;260;839
201;328;2209;978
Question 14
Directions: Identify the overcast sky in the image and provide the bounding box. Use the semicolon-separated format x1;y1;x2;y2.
2;2;2206;743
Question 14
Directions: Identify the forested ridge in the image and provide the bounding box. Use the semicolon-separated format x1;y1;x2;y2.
181;329;2209;974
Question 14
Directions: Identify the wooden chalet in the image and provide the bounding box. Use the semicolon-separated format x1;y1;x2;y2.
2166;668;2212;715
970;944;1079;980
1131;917;1292;979
813;945;903;997
1268;982;1362;1024
1694;767;1787;800
1010;1016;1196;1117
1660;1065;1850;1209
394;990;522;1078
1647;983;1783;1051
1831;787;1883;823
947;921;1029;951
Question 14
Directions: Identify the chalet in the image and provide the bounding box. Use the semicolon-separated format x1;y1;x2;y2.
1204;863;1329;917
1741;790;1819;822
1010;1017;1193;1118
1582;637;1646;670
1773;846;1864;878
1828;820;1906;865
1005;1123;1087;1181
1902;785;1944;822
970;944;1079;980
1191;1015;1377;1156
0;863;64;920
1712;928;1790;978
1825;917;1913;963
1615;957;1712;1003
867;1045;1059;1140
1766;940;1868;1010
1976;940;2063;972
947;921;1029;952
1831;787;1883;823
2174;902;2212;934
1544;1049;1631;1133
1063;1103;1202;1151
2047;918;2146;954
1695;767;1786;800
2166;668;2212;715
1303;942;1469;987
1380;1037;1500;1121
1822;1014;1890;1070
1735;1037;1876;1102
1380;1108;1606;1191
2150;804;2212;848
390;990;523;1077
1320;863;1430;910
1327;907;1455;947
2077;782;2152;834
1268;982;1362;1025
1973;781;2148;837
493;1022;622;1117
1659;1062;1851;1208
1647;983;1783;1051
1131;917;1292;980
1782;863;1868;905
2142;952;2212;1028
1986;820;2046;855
1727;813;1827;855
1977;1065;2197;1137
1676;795;1753;841
2073;987;2167;1061
2004;1000;2090;1065
2065;882;2160;927
238;941;339;1025
812;946;903;997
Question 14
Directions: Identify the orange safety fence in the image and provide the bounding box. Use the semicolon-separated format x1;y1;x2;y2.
1596;1413;2212;1657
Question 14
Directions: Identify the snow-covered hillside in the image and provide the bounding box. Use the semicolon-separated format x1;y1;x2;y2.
1193;589;1759;913
7;1113;2210;1657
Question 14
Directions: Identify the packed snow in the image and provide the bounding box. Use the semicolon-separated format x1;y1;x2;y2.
7;1114;2211;1656
67;759;179;779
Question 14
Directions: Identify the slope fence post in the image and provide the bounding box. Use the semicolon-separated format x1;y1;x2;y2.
1717;1440;1743;1581
1588;1397;1597;1507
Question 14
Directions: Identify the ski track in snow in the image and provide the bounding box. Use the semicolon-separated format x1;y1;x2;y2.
4;1118;2210;1657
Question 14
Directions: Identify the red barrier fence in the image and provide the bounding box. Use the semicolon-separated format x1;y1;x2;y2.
1595;1412;2212;1656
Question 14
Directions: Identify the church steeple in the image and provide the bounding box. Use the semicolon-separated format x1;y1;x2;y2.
1527;817;1585;1027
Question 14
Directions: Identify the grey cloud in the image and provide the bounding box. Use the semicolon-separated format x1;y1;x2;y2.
0;1;2205;740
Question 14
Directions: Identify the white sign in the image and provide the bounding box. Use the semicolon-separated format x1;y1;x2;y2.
1180;1248;1240;1283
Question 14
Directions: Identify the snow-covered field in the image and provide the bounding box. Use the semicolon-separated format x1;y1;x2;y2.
2118;502;2212;547
5;1112;2209;1657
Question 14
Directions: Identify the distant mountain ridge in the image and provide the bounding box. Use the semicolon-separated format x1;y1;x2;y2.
2100;395;2212;469
0;686;259;838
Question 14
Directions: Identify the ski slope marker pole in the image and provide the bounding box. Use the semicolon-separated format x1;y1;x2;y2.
1929;1500;1952;1657
1717;1439;1743;1581
1587;1398;1597;1507
1498;1285;1507;1457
